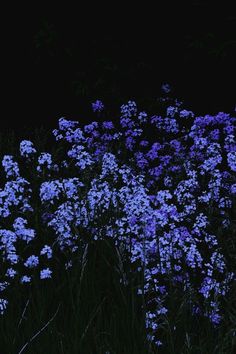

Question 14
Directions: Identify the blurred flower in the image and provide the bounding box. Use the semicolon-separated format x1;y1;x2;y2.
92;100;104;113
161;83;171;93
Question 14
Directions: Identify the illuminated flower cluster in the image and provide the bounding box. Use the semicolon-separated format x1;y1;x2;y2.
0;94;235;349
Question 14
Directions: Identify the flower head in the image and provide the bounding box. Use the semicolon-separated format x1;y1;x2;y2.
92;100;104;113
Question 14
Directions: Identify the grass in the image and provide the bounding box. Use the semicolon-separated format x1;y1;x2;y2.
1;238;235;353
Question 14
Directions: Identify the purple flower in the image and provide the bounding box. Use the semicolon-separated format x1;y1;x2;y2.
210;129;220;141
41;212;54;223
92;100;104;113
83;121;99;133
102;121;114;130
146;143;162;161
167;106;178;118
179;109;194;118
129;216;138;226
125;136;136;151
231;184;236;194
138;111;148;123
58;117;78;131
135;152;149;169
120;101;137;118
139;140;149;147
227;152;236;171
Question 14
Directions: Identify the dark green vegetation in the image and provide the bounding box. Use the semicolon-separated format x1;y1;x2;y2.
1;236;236;354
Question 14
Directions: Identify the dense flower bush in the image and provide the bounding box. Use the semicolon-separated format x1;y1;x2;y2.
0;94;235;348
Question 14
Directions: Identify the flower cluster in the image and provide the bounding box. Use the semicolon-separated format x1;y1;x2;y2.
0;94;235;349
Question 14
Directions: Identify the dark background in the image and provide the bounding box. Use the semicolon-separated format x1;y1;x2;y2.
2;2;236;137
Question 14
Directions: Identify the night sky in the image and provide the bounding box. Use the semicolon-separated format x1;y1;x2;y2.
2;2;236;136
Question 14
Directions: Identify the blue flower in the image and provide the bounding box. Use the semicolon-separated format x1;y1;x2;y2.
20;275;31;284
24;255;39;268
40;268;52;279
2;155;20;178
20;140;37;157
40;245;52;259
0;298;8;315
